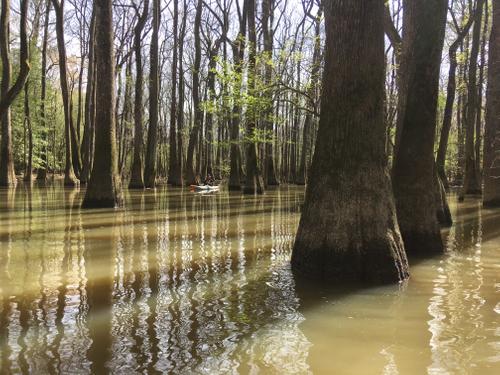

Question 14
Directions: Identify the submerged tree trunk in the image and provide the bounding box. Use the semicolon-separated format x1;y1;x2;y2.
461;0;484;198
292;0;409;283
52;0;79;186
144;0;160;188
36;0;51;181
0;0;30;187
82;0;122;208
128;0;149;189
243;0;265;194
483;0;500;206
392;0;447;256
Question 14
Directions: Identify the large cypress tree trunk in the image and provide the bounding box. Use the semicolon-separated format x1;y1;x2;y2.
36;0;51;181
392;0;447;256
52;0;79;186
292;0;409;284
128;0;149;189
243;0;265;195
82;0;122;208
483;0;500;206
0;0;30;187
461;0;484;199
144;0;160;188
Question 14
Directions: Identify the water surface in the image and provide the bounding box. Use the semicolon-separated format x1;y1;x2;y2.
0;185;498;374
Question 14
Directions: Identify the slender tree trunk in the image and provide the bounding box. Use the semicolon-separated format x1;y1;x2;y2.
82;0;122;208
52;0;79;186
243;0;265;194
168;0;183;186
461;0;484;198
436;16;475;189
144;0;160;188
296;5;322;186
392;0;447;256
292;0;409;284
185;0;203;185
0;0;30;187
37;0;51;181
129;0;149;189
262;0;278;186
81;9;96;184
483;0;500;206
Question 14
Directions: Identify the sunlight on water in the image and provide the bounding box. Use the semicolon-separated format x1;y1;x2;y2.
0;184;499;374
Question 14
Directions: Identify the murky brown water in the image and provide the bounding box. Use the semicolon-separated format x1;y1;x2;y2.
0;185;498;374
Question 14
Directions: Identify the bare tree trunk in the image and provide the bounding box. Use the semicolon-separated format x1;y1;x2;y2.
80;9;96;184
129;0;149;189
292;0;409;284
461;0;484;198
228;1;248;191
296;5;322;186
168;0;183;186
52;0;79;186
392;0;447;256
483;0;500;206
262;0;279;186
144;0;160;188
436;15;475;189
82;0;122;208
36;0;51;181
243;0;265;194
0;0;30;187
185;0;203;185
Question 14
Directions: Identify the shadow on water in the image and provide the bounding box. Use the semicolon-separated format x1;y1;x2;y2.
0;183;499;374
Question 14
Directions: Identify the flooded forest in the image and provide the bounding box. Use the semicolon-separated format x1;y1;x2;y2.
0;0;499;373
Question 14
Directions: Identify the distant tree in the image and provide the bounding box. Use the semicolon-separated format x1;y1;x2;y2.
292;0;409;283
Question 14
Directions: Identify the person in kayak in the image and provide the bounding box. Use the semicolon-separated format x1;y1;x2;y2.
203;173;215;186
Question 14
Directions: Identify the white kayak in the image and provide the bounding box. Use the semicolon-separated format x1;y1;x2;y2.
190;184;220;192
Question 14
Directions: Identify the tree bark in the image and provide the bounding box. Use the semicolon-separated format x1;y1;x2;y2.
82;0;122;208
128;0;149;189
483;0;500;206
292;0;409;284
0;0;30;187
144;0;160;188
392;0;447;256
